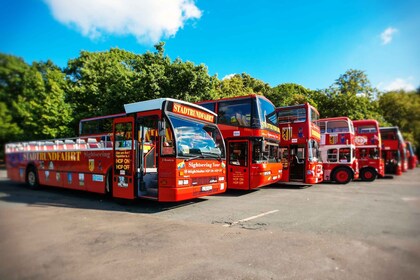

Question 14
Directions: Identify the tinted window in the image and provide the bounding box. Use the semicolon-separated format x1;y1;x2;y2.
277;108;306;124
218;99;252;127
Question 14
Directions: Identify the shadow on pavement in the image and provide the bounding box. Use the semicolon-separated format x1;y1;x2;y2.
0;180;206;214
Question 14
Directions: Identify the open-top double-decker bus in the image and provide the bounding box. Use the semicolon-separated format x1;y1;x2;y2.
379;126;407;175
276;103;323;184
316;117;359;184
352;119;385;181
198;94;283;190
5;98;227;202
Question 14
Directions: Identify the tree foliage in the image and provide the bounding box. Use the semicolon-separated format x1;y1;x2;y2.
314;69;382;120
1;46;419;158
0;55;72;145
267;83;317;108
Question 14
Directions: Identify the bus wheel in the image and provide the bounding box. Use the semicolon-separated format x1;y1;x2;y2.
360;168;377;182
333;167;352;184
26;166;39;189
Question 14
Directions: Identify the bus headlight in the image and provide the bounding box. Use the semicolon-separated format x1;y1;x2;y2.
219;176;225;182
259;171;271;176
178;179;189;186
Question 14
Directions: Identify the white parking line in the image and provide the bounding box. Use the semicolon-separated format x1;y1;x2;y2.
223;209;279;227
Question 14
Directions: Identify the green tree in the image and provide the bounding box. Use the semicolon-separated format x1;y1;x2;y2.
216;73;271;98
315;69;382;120
267;83;317;107
65;43;218;132
379;90;420;148
0;54;72;144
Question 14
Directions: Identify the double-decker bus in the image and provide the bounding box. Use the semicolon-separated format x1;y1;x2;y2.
352;120;385;181
316;117;359;184
379;127;407;175
5;98;227;202
406;141;418;169
276;103;323;184
198;94;283;190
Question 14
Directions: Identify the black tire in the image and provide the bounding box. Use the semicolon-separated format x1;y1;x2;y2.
26;166;39;189
360;168;377;182
332;167;352;184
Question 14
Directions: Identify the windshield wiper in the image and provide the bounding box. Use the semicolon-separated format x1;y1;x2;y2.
201;152;223;161
184;154;205;162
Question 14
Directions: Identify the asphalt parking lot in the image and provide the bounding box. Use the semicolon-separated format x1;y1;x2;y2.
0;168;419;280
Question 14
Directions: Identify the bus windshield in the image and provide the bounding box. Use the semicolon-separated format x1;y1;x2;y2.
169;116;225;159
257;96;279;128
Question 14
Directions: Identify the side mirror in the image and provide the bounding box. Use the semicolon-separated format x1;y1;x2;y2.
158;121;166;136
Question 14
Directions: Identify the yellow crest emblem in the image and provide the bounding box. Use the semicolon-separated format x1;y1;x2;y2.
89;159;95;172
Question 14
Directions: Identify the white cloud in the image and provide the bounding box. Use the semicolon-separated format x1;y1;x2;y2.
380;78;416;92
44;0;202;44
222;74;236;80
380;27;398;45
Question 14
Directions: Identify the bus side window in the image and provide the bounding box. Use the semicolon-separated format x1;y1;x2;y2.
162;127;175;155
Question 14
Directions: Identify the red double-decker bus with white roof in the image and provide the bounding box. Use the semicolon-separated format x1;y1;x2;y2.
198;94;283;190
316;117;359;184
380;126;407;175
5;98;227;202
352;119;385;181
276;103;323;184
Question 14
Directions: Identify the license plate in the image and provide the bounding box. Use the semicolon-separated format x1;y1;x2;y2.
201;186;212;192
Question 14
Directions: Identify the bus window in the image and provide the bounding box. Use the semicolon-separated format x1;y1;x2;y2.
308;140;321;162
327;149;338;162
339;148;351;163
277;108;306;124
218;99;252;127
230;142;247;166
115;123;132;149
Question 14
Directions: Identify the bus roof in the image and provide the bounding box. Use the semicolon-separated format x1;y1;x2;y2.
124;98;217;117
198;94;272;104
352;119;379;126
318;116;352;122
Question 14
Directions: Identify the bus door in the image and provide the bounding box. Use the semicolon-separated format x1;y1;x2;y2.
290;144;305;181
136;115;159;199
280;146;290;181
227;140;250;189
112;117;135;199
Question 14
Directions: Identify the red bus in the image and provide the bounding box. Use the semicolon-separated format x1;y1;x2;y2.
5;98;227;202
276;103;323;184
379;127;406;175
316;117;359;184
406;141;418;169
352;120;385;181
198;94;283;190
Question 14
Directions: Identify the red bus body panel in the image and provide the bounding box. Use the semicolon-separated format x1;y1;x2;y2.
353;119;385;179
276;103;323;184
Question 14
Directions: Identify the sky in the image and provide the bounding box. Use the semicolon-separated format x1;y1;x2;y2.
1;0;419;91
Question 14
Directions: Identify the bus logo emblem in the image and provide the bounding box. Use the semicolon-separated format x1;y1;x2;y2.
89;159;95;172
282;127;291;141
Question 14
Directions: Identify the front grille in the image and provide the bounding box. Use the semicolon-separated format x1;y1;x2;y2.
191;176;218;186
